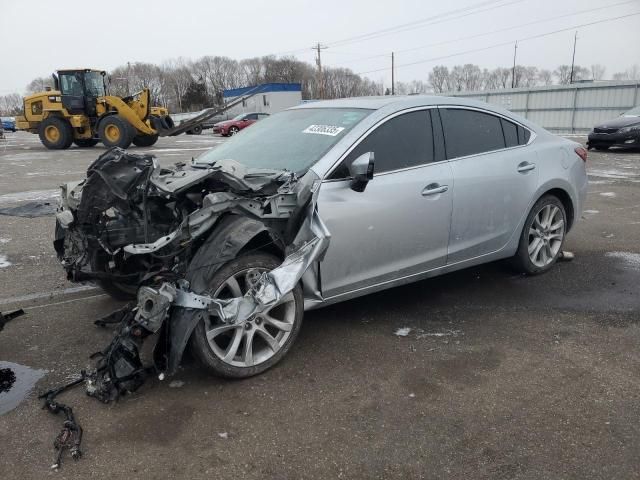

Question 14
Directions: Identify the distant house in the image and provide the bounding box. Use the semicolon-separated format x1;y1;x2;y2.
223;83;302;116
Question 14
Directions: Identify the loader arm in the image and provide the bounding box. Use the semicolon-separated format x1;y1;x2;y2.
158;86;262;137
102;95;156;135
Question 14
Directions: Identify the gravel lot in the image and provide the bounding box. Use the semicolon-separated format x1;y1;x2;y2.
0;131;639;479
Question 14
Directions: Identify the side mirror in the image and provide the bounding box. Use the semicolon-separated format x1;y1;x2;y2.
348;152;375;192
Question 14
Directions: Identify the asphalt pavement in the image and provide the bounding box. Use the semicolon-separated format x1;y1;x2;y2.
0;131;639;479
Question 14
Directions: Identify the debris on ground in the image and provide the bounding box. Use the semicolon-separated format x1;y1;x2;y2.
217;432;229;439
558;250;575;262
169;380;185;388
394;327;412;337
38;375;86;469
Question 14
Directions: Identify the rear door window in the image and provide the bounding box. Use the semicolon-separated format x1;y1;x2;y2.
331;110;436;178
440;108;506;159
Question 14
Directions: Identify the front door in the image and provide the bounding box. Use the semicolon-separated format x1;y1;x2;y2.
317;109;453;299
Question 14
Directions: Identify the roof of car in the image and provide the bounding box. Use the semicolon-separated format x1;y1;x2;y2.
292;94;504;112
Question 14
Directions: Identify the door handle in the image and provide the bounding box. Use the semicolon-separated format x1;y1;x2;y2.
422;183;449;196
517;162;536;173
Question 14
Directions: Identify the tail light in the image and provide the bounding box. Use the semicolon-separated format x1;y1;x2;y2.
574;146;588;162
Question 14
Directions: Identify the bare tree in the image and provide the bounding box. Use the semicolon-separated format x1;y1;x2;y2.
537;69;553;86
428;66;450;93
0;93;23;115
590;64;606;81
25;76;54;94
553;65;573;84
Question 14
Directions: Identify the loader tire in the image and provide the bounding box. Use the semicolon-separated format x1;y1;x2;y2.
132;134;159;147
39;117;73;150
73;138;99;148
99;115;134;149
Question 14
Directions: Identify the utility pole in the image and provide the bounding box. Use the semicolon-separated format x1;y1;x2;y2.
569;31;578;84
511;41;518;88
313;43;327;99
126;61;131;96
391;52;395;95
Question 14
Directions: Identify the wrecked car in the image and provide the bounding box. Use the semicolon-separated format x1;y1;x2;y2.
54;96;588;381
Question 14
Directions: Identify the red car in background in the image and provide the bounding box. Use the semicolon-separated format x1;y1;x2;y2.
212;112;269;136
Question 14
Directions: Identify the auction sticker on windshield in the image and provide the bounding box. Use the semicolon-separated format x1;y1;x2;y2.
302;125;346;136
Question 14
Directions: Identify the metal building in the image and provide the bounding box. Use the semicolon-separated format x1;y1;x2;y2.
223;83;302;117
441;81;640;134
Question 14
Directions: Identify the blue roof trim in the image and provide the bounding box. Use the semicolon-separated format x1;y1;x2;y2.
223;83;302;97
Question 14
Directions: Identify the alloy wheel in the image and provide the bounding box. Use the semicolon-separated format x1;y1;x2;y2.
528;204;565;268
203;268;296;368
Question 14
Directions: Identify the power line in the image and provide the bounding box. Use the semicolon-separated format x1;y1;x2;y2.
326;0;637;68
327;0;522;48
355;10;640;75
268;0;521;56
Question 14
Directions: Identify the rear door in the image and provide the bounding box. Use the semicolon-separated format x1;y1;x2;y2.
439;107;538;263
317;108;453;298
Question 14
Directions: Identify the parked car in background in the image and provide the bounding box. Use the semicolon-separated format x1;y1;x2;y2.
56;96;588;378
1;117;16;132
587;106;640;150
212;112;269;136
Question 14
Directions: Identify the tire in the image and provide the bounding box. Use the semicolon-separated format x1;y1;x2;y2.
512;194;567;275
38;117;73;150
191;125;203;135
90;251;137;300
189;253;304;378
73;138;99;148
98;115;135;149
228;126;239;136
132;134;159;147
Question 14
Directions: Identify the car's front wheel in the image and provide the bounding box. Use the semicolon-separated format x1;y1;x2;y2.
512;194;567;275
189;253;304;378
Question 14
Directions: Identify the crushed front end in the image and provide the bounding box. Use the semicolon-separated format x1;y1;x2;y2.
53;147;329;397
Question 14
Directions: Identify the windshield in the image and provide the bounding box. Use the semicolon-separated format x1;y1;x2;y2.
623;106;640;117
197;108;372;173
84;72;105;97
232;113;248;121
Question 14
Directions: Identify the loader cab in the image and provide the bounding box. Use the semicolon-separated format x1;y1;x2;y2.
55;69;106;117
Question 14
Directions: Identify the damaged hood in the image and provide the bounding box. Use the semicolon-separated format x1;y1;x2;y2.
151;158;295;195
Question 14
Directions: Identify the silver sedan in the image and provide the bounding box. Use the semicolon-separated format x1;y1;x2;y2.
190;95;588;376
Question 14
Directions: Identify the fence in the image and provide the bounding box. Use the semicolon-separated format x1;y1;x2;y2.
440;81;640;134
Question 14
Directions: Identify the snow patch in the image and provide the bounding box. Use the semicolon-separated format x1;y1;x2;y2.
0;238;10;244
394;327;412;337
583;210;599;214
0;254;11;268
606;251;640;269
0;189;59;205
599;192;616;198
168;380;185;388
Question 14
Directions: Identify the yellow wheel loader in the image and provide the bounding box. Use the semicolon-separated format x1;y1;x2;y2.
16;69;174;150
16;70;262;150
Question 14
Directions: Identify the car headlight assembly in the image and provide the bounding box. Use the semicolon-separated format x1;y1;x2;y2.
619;125;640;134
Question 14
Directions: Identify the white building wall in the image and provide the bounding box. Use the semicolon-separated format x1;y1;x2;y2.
440;81;640;133
224;91;302;117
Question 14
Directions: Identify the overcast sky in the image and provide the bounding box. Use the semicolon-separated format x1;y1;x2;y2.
1;0;639;94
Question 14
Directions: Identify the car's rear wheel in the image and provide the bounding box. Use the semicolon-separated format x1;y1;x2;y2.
228;126;239;136
189;253;303;378
512;195;567;275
